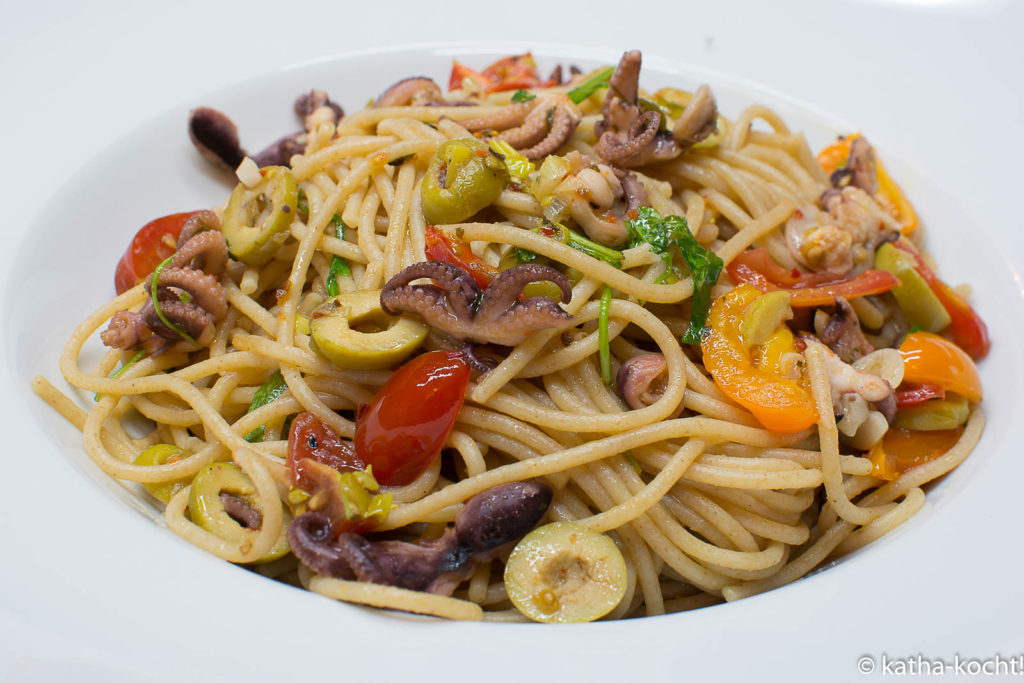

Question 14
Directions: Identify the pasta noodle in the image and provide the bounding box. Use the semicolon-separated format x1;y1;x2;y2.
33;50;987;622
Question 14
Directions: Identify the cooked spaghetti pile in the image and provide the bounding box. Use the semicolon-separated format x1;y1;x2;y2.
34;50;988;622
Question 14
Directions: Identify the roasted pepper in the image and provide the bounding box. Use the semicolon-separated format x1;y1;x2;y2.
898;331;983;403
701;284;817;432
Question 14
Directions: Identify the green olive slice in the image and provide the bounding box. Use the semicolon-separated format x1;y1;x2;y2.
189;462;290;563
134;443;189;504
421;138;508;225
504;521;627;623
221;165;299;265
875;242;951;333
309;290;427;370
893;394;970;431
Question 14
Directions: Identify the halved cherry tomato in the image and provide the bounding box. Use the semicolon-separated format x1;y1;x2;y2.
867;425;964;481
892;241;990;359
726;249;899;308
894;383;945;409
448;53;553;93
701;284;817;433
113;211;197;295
287;411;363;492
817;133;919;235
425;225;498;289
355;350;470;486
899;331;983;403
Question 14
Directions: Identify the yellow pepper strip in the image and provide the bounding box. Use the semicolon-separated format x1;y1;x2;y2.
817;133;919;235
701;285;817;433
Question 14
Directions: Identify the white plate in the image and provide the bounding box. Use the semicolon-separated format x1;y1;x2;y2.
4;42;1024;682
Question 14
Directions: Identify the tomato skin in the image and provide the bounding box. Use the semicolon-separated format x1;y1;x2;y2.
726;249;899;308
114;211;197;294
898;331;983;403
287;411;363;491
424;225;497;289
355;350;470;486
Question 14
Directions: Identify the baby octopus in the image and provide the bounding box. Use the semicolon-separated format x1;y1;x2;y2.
288;481;552;595
380;261;575;346
594;50;719;168
461;95;582;160
101;211;229;355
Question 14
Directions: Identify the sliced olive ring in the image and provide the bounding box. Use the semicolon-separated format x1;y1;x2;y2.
189;462;291;563
221;165;299;266
134;443;190;504
504;521;628;623
421;138;509;225
309;289;428;370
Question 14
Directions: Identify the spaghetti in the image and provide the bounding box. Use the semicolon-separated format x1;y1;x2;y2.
33;50;987;622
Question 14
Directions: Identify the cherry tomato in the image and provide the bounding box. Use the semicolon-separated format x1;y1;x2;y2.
355;350;470;486
424;225;498;289
448;53;552;93
899;331;983;403
114;211;197;294
701;284;818;433
868;425;964;481
894;383;945;409
287;411;363;492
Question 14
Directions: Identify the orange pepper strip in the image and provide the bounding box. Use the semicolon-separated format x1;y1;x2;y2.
898;331;983;403
701;284;818;433
868;426;964;481
817;133;919;235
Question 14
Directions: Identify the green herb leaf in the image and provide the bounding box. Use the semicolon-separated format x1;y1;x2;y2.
623;451;643;475
567;66;614;104
95;349;147;401
243;370;288;442
535;220;623;268
388;154;414;167
599;285;613;385
511;89;536;103
626;207;723;344
325;218;352;297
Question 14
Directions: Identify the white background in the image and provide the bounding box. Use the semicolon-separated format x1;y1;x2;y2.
2;1;1022;681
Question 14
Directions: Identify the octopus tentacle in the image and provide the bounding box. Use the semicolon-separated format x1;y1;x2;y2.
374;77;443;108
516;102;580;160
380;260;479;319
176;209;221;248
381;262;575;346
461;100;538;133
171;230;229;276
147;267;228;321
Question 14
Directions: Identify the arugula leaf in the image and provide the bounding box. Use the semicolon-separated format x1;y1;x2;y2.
599;285;613;385
325;217;351;297
244;370;288;442
95;349;147;402
626;207;723;344
511;89;536;103
567;66;614;104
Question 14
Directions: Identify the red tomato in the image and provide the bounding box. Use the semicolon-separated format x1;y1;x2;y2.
355;350;470;486
114;211;197;294
424;225;498;289
894;383;945;409
287;411;363;492
726;250;899;308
